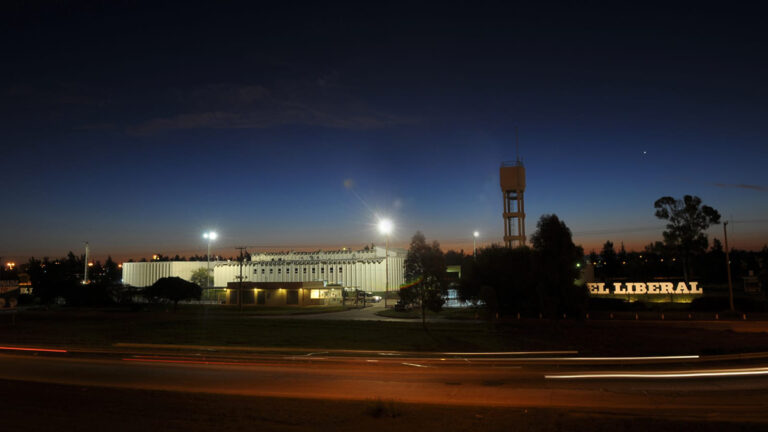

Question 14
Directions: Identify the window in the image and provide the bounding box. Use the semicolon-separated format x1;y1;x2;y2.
278;268;282;274
310;289;326;299
321;268;324;274
269;269;273;274
339;267;343;273
329;267;333;273
312;268;315;274
295;268;298;274
303;268;307;274
261;268;265;275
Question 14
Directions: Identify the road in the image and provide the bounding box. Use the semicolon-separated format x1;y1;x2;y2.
1;344;768;423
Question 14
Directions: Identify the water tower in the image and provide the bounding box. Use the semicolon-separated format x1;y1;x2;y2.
500;160;526;248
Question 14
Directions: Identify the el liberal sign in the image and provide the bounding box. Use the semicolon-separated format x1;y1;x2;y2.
587;281;702;296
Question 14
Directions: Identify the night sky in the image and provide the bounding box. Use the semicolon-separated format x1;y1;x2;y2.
2;1;767;262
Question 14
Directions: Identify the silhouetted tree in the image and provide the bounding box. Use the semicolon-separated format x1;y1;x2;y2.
144;277;202;311
402;232;447;329
600;241;618;280
459;245;537;318
654;195;721;281
444;250;466;266
531;215;586;317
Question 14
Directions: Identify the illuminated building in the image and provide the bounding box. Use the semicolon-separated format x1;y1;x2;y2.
121;246;406;294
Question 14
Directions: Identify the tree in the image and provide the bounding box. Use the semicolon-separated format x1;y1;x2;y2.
459;245;537;318
530;214;586;317
403;231;447;329
444;250;466;266
144;277;202;311
600;241;618;280
190;267;210;288
654;195;721;281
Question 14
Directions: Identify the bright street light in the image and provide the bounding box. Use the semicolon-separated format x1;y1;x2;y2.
378;219;393;235
377;218;393;308
203;231;218;288
473;231;479;258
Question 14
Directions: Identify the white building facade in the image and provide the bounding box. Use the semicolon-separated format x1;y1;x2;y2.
122;261;218;287
214;246;406;292
122;246;406;293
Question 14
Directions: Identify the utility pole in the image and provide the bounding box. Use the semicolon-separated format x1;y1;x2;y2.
235;247;248;312
384;234;389;308
83;242;90;285
724;222;735;312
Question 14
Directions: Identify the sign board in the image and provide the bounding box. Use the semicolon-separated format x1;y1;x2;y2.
587;281;702;295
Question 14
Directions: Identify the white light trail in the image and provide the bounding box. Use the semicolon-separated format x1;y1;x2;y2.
443;351;578;356
546;366;768;380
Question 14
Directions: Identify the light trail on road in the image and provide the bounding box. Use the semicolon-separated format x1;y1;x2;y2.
1;345;768;423
547;366;768;380
0;345;68;353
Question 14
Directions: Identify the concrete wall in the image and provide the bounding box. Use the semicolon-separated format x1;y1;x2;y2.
122;261;219;287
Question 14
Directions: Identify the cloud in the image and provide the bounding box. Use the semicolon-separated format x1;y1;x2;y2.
714;183;768;192
129;81;412;134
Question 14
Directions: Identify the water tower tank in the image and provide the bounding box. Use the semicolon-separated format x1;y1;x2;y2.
500;161;526;247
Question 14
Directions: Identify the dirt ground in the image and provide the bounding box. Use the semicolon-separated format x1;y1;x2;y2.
0;379;763;432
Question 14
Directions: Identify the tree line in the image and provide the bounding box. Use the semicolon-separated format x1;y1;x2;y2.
400;214;586;322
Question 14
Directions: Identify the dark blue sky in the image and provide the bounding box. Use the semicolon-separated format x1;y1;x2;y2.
2;1;767;261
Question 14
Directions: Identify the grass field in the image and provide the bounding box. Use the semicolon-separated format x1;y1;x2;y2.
2;306;768;355
376;307;487;320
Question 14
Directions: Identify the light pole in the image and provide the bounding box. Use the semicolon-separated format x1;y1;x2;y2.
378;218;393;308
203;231;218;288
473;231;479;259
83;242;89;285
724;222;734;312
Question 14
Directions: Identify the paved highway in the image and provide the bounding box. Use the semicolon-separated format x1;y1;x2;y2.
1;344;767;422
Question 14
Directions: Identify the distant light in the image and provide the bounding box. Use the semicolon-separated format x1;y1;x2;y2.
576;263;581;268
152;254;158;260
88;262;94;267
378;219;393;235
473;231;479;238
203;231;218;240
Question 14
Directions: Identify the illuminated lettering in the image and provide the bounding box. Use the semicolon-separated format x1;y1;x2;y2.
634;282;647;294
660;282;674;294
587;281;703;296
614;282;627;294
689;282;702;294
675;282;690;294
588;283;608;294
